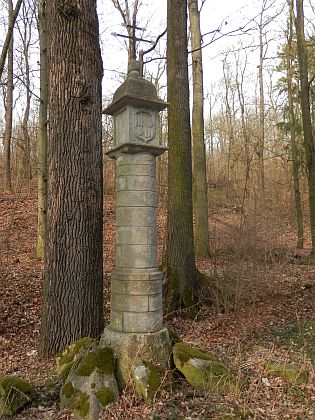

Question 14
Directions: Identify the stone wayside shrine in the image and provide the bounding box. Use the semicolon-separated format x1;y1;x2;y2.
100;60;171;388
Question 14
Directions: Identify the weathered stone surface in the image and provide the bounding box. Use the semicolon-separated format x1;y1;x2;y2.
173;343;236;392
132;361;162;400
126;175;156;191
100;327;172;389
112;294;149;312
265;363;309;384
0;376;34;416
111;280;161;296
116;153;155;166
123;310;163;333
116;191;147;207
148;294;163;311
117;163;155;177
116;244;157;268
116;207;157;227
60;345;119;419
110;267;162;281
116;226;157;245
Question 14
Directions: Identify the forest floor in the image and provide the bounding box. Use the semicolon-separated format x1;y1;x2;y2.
1;188;315;419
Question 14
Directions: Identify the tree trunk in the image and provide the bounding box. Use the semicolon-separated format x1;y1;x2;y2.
19;1;32;182
0;0;22;81
2;0;14;192
36;0;48;261
40;0;104;356
258;6;266;198
295;0;315;257
164;0;199;314
188;0;210;258
287;0;304;249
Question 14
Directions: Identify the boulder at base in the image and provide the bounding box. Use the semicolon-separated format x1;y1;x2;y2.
132;361;162;400
0;376;34;416
59;344;119;419
265;363;309;384
172;342;236;393
57;337;96;382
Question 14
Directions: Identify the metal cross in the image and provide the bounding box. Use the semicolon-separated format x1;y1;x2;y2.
113;17;153;61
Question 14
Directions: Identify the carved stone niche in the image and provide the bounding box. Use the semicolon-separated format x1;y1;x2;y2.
114;106;158;147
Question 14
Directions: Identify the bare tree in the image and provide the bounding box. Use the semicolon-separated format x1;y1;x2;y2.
188;0;210;258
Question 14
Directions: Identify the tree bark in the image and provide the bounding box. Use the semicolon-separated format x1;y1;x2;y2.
188;0;210;258
258;2;266;198
36;0;48;260
2;0;14;192
164;0;199;314
295;0;315;257
40;0;104;356
287;0;304;249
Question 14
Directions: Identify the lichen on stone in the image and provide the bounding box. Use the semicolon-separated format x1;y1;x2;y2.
0;376;34;416
96;387;115;406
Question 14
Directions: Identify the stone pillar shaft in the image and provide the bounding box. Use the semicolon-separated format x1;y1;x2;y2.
110;151;163;334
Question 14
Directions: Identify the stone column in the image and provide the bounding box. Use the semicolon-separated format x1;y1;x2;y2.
101;61;171;387
111;150;162;333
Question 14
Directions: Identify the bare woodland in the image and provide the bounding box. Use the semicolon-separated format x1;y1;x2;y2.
1;0;315;418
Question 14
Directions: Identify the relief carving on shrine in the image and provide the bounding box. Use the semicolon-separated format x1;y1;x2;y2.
134;110;155;142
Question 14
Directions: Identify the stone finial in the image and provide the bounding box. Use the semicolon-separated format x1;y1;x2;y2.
127;59;141;78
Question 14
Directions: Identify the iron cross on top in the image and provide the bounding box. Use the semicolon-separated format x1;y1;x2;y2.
115;17;152;60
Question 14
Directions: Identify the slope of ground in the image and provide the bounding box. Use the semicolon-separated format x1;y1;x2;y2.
1;189;315;419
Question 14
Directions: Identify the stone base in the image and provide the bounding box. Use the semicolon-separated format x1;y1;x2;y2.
100;326;172;389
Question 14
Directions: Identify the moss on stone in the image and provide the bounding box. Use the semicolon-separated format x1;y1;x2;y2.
174;342;219;364
143;361;162;399
61;382;75;399
173;342;236;392
74;347;115;377
168;329;181;346
0;376;34;416
57;337;95;383
265;363;309;384
58;337;95;367
96;387;115;406
61;383;90;418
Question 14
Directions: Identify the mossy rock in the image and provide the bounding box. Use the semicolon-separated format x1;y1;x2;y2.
60;382;90;418
0;376;34;416
60;345;119;418
265;363;309;384
132;361;162;400
74;347;115;377
95;387;115;406
173;342;236;393
57;337;95;382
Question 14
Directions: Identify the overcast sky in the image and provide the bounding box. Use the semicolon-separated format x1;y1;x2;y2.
97;0;289;104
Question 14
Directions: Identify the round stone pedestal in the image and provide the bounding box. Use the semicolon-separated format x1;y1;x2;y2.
100;327;172;388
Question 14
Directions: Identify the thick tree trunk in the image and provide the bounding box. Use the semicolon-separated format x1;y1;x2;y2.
188;0;210;258
295;0;315;257
2;0;14;192
164;0;199;314
40;0;104;356
36;0;48;260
